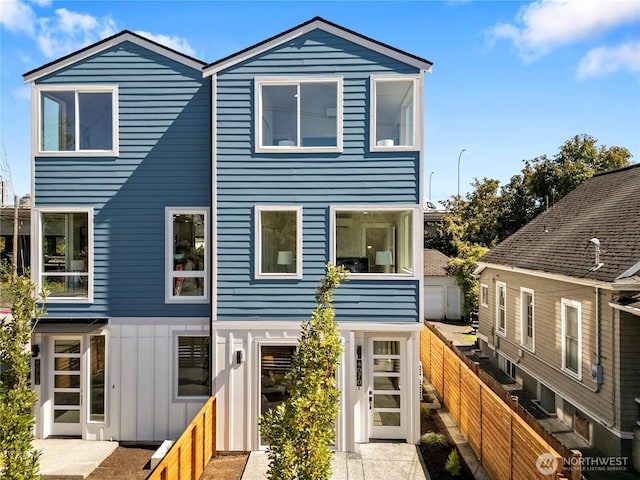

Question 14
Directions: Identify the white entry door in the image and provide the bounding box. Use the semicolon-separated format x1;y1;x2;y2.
50;336;83;436
368;338;404;439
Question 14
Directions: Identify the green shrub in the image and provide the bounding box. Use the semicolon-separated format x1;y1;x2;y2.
420;404;431;420
420;431;448;448
445;448;462;477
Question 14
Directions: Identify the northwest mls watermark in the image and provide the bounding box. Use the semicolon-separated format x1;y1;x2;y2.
536;452;631;474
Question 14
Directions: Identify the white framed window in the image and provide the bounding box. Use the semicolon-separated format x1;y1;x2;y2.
35;85;118;156
165;208;209;303
561;298;582;379
175;334;210;400
495;281;506;336
255;205;303;280
88;334;107;423
36;207;93;302
370;76;419;151
520;288;534;351
255;77;343;152
331;205;418;279
480;283;488;307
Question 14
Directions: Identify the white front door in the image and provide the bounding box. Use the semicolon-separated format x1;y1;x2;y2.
50;336;83;436
368;338;404;439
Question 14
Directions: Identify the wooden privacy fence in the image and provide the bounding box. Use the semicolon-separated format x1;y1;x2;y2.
147;396;217;480
420;324;581;480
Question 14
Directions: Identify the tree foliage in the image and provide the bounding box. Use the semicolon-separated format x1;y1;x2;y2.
0;276;47;479
260;264;349;480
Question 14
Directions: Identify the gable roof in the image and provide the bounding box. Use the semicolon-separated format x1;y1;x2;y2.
203;16;433;76
479;164;640;285
24;30;206;83
424;249;451;277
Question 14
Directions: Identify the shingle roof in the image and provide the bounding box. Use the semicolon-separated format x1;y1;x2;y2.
424;249;451;277
479;164;640;283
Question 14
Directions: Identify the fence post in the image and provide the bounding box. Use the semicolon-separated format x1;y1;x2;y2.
568;449;582;480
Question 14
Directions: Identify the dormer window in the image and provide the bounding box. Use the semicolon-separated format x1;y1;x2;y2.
256;77;342;153
371;76;419;151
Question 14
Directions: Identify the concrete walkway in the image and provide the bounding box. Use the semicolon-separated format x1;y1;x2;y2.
241;443;428;480
34;439;118;479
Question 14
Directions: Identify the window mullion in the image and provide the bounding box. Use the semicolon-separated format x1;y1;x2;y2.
74;91;80;152
296;83;301;147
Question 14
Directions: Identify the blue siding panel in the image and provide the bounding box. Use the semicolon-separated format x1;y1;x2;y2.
35;42;211;318
215;30;421;323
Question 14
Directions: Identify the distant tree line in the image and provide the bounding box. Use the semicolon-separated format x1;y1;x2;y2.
426;134;633;316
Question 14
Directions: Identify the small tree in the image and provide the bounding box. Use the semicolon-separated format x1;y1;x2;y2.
0;276;47;479
260;263;349;480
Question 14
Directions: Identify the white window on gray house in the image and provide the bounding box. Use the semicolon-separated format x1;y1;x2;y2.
562;299;582;378
38;86;118;155
371;76;419;150
166;208;208;303
255;205;302;279
256;77;342;151
496;282;506;335
332;207;417;277
520;288;534;351
480;283;488;307
40;209;92;301
176;335;210;399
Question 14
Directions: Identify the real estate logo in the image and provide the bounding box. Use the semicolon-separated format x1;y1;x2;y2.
536;453;559;475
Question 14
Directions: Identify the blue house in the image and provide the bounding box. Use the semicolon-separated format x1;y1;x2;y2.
24;17;432;451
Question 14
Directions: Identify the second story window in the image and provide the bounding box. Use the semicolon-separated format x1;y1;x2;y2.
166;208;208;303
255;206;303;279
496;282;506;336
371;76;419;151
562;299;582;378
520;288;534;351
256;77;342;152
37;85;118;156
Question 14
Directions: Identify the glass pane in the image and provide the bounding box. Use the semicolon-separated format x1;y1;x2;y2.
374;394;401;409
55;357;80;371
44;275;89;298
375;80;414;146
373;340;400;355
260;345;295;416
90;336;106;422
335;210;413;274
373;412;401;427
173;277;205;297
177;336;210;397
42;212;88;279
262;85;297;146
54;392;80;406
260;210;297;274
300;82;337;147
566;338;579;372
41;91;75;151
373;358;400;373
172;213;206;272
54;409;80;424
55;374;81;388
55;339;81;354
374;376;400;391
566;306;578;337
79;92;112;150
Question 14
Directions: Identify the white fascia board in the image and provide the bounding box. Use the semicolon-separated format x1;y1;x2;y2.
204;19;432;77
24;32;205;84
211;320;424;333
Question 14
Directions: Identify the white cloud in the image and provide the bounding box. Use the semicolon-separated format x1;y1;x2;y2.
134;31;196;57
576;41;640;80
487;0;640;61
0;0;36;35
11;85;31;101
28;0;51;6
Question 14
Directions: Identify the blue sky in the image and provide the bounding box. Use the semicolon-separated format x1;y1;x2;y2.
1;0;639;204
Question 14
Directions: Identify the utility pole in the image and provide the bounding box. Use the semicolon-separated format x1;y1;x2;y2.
12;194;18;280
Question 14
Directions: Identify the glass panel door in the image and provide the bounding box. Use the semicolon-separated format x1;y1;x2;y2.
369;338;404;439
51;337;82;436
259;345;295;446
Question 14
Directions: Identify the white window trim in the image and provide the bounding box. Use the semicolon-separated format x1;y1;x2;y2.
480;283;488;307
174;333;210;402
255;205;303;280
561;298;582;380
329;204;420;280
86;332;108;425
370;75;420;152
165;207;210;303
495;281;506;337
34;206;94;303
34;84;119;157
254;76;343;153
520;287;535;352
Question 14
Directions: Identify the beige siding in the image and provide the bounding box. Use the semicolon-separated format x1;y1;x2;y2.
616;310;640;431
477;268;618;429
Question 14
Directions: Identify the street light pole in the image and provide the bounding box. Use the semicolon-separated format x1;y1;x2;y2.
428;171;434;199
457;149;466;198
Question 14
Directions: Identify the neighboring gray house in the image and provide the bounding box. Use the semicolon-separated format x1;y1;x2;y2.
475;164;640;465
424;249;463;321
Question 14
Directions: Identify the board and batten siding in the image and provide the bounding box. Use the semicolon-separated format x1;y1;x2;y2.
215;29;421;323
34;42;211;318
